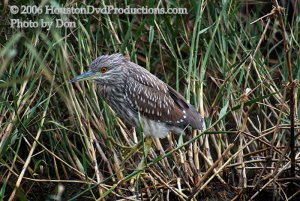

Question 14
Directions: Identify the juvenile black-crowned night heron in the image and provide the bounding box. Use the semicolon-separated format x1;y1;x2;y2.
71;53;204;139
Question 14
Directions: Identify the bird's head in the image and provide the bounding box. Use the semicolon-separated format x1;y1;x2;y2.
71;53;126;83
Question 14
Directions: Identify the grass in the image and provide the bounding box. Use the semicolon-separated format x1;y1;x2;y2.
0;0;299;200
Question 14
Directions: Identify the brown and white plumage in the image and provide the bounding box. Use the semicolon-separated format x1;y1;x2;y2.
71;53;204;138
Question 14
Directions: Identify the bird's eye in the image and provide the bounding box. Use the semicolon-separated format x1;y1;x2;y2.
101;67;108;73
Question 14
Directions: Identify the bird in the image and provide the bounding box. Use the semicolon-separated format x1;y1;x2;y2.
71;53;204;139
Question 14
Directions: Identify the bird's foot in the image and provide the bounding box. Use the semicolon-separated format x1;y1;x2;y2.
120;141;144;168
108;136;142;152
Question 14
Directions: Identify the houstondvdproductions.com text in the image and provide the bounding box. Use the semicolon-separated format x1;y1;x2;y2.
16;5;188;15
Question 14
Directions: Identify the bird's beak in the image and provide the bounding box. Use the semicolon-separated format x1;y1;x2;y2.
70;71;98;83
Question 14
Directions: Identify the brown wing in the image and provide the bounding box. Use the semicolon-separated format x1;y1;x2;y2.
125;65;185;124
125;62;203;129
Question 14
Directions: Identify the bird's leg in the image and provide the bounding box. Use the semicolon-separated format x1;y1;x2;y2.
142;136;152;165
137;136;152;170
132;136;152;190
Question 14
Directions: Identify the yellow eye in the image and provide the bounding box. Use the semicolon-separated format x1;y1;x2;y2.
101;67;108;73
